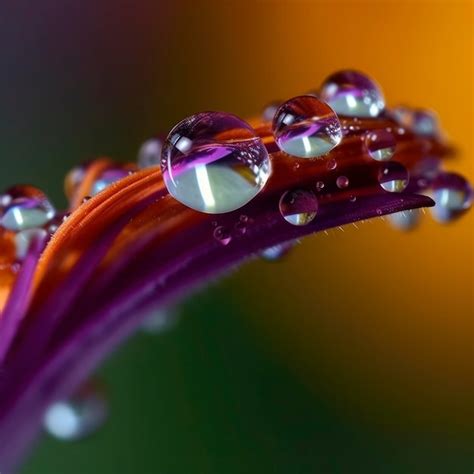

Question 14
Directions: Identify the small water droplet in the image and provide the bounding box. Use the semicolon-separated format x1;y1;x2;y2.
315;181;325;192
378;162;409;192
320;70;385;118
137;138;163;169
213;226;232;245
260;242;294;261
91;168;130;196
161;112;271;214
388;210;421;231
279;189;318;226
43;379;108;441
391;106;438;137
376;208;383;215
272;95;342;158
417;178;428;188
349;194;357;202
141;307;180;334
234;221;247;235
430;172;473;222
326;158;337;170
364;130;396;161
336;176;349;189
262;100;282;121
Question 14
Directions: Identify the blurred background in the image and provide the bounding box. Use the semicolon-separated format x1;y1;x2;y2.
0;0;472;472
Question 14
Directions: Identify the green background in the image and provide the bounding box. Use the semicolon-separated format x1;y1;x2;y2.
1;1;472;473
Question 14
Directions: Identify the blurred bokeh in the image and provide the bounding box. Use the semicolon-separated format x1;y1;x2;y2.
0;1;472;472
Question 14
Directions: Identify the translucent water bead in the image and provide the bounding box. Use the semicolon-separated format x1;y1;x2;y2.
378;162;409;192
391;106;439;136
0;185;55;232
161;112;271;214
137;138;162;169
260;242;294;261
364;130;396;161
43;379;108;441
430;172;473;223
388;210;421;231
279;189;318;225
272;95;342;158
320;70;385;118
90;168;131;196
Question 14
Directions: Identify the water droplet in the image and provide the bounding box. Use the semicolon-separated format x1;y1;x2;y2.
376;208;383;215
364;130;396;161
239;214;248;223
91;168;130;196
161;112;271;214
378;162;409;192
43;380;108;441
279;189;318;226
0;185;55;232
14;228;48;260
326;158;337;170
213;226;232;245
336;176;349;189
388;210;421;231
260;242;294;261
417;178;428;188
137;138;162;169
349;194;357;202
262;100;282;121
315;181;325;192
272;95;342;158
430;172;473;222
65;163;89;201
234;220;247;235
391;106;439;137
412;109;439;136
320;70;385;118
141;307;180;334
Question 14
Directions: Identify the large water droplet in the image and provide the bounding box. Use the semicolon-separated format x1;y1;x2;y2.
320;70;385;118
161;112;271;214
365;130;396;161
378;162;409;192
430;172;473;222
279;189;318;225
272;95;342;158
43;380;108;441
137;138;162;169
0;185;55;232
388;209;421;231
